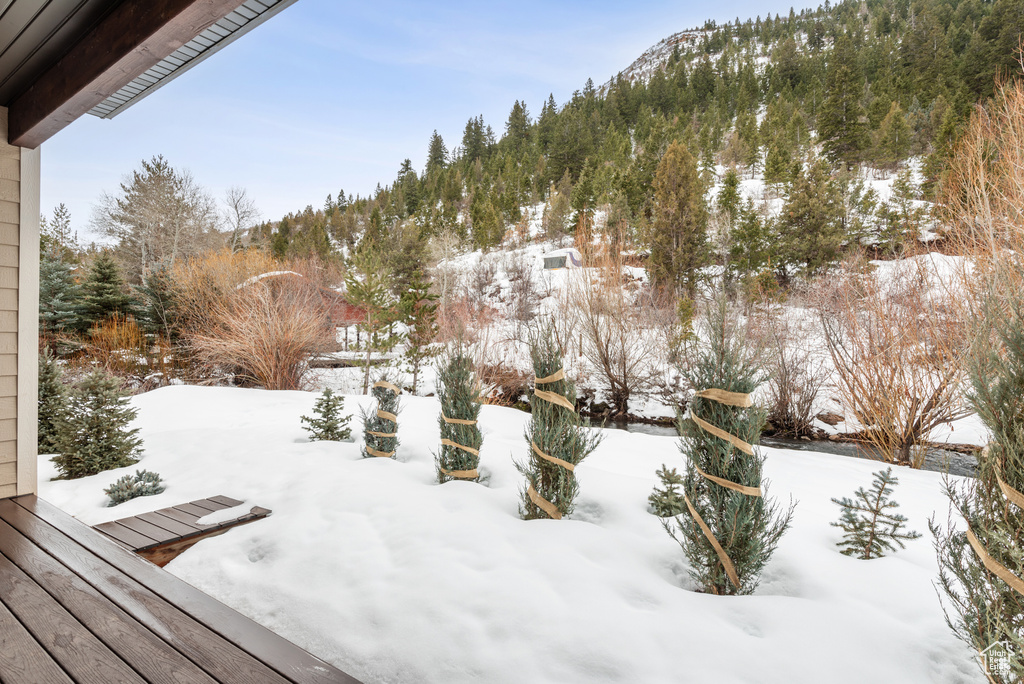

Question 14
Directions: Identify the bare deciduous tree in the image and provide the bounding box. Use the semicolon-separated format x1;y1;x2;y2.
563;248;661;417
223;186;260;252
92;155;220;283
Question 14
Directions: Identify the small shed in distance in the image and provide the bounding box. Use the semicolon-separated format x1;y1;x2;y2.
542;247;583;270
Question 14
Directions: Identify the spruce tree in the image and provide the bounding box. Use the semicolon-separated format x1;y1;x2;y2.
832;468;920;559
345;245;401;394
399;273;439;395
933;270;1024;682
362;377;401;459
777;156;844;277
39;257;80;338
435;349;483;483
818;35;869;165
517;328;600;520
38;348;66;454
78;253;134;330
650;465;686;517
875;102;911;169
301;388;352;441
664;303;793;595
52;370;143;479
649;141;709;297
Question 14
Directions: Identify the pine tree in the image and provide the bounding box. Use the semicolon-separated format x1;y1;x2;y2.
818;35;869;165
41;203;75;261
777;157;844;277
345;245;401;394
78;253;134;330
362;378;401;459
52;370;143;479
933;270;1024;682
38;348;66;454
426;131;448;176
763;139;792;185
649;141;709;297
301;388;352;441
399;272;439;395
136;264;178;342
649;465;686;517
435;349;483;483
517;328;600;520
831;468;920;559
664;303;793;595
874;101;911;170
39;257;80;338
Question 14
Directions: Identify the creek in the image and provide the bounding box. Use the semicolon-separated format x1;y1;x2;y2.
597;420;977;478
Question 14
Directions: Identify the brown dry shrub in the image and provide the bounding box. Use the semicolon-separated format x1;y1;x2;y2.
173;250;333;390
818;257;970;466
80;314;147;377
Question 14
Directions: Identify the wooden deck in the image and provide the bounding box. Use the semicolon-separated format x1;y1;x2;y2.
95;495;272;567
0;495;360;683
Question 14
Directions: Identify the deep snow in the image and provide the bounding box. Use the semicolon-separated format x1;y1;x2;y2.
40;385;985;683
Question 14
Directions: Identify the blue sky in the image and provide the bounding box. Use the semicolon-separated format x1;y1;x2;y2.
41;0;785;240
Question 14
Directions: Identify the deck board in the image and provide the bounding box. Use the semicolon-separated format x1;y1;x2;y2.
0;495;360;684
0;517;218;684
0;546;146;683
0;597;75;684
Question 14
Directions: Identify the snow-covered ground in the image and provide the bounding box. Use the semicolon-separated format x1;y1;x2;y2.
42;386;984;684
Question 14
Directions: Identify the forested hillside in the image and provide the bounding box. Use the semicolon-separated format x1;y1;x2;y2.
256;0;1023;292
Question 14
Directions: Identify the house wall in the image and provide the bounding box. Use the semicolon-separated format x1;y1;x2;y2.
0;106;39;498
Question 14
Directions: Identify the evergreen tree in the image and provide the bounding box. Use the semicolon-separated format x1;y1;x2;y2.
38;348;66;454
344;245;401;394
818;35;869;165
875;101;911;169
777;157;844;277
39;257;80;338
399;272;439;394
301;388;352;441
728;204;774;280
517;328;600;520
649;141;709;296
78;252;134;330
362;378;401;459
762;139;792;185
650;465;686;517
426;130;448;176
435;349;483;483
52;370;143;479
136;264;178;342
664;303;793;595
831;467;920;559
41;203;75;261
934;270;1024;682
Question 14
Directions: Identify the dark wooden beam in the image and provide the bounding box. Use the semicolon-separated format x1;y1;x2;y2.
9;0;245;148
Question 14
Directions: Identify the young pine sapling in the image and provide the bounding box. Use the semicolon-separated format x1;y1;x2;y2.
301;388;352;441
832;467;921;559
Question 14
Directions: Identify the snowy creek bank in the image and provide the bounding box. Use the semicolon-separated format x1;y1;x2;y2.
40;386;984;684
603;421;979;478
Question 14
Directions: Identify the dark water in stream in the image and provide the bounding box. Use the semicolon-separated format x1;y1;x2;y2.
599;421;978;478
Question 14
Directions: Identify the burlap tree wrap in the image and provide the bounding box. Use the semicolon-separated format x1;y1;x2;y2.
687;387;762;590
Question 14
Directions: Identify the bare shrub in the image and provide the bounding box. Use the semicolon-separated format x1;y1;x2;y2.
818;258;969;466
562;247;662;417
505;251;537;324
173;250;332;389
761;310;830;437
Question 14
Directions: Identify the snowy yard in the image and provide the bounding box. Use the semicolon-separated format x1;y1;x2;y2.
41;386;984;684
